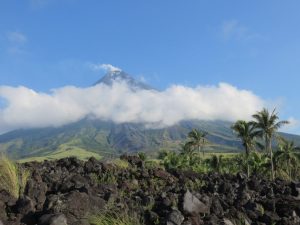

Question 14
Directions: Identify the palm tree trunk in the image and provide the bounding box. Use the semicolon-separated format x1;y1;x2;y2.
245;145;250;178
247;164;250;178
267;137;275;181
288;158;291;181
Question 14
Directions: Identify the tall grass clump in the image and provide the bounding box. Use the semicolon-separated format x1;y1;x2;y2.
89;211;142;225
0;155;30;198
112;158;130;169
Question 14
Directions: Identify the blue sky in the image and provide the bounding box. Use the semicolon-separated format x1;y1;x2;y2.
0;0;300;133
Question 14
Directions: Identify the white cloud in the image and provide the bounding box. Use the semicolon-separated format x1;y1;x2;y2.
221;20;263;41
280;117;300;134
6;31;27;44
5;31;28;55
89;63;121;73
0;81;266;133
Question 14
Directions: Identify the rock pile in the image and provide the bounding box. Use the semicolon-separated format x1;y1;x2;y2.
0;156;300;225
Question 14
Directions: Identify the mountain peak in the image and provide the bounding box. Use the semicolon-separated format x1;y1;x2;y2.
94;70;155;91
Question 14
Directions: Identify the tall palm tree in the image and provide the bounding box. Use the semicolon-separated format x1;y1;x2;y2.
252;108;289;180
231;120;260;177
275;137;300;180
210;155;223;173
181;142;196;157
186;129;208;157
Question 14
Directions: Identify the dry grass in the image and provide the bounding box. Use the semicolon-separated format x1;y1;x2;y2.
111;159;130;169
0;155;30;198
89;212;142;225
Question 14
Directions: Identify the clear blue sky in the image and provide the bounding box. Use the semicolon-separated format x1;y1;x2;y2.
1;0;300;133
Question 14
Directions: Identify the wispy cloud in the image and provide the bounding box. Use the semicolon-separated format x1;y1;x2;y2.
5;31;28;55
88;63;122;73
281;117;300;134
7;31;27;44
221;20;263;41
0;80;266;133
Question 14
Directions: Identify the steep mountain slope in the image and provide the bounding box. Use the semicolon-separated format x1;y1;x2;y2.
94;70;155;91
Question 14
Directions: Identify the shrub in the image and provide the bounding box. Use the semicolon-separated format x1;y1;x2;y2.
112;159;130;169
89;211;142;225
137;152;147;161
0;155;30;198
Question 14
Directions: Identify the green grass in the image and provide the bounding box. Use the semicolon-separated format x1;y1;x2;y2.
0;155;30;198
89;212;142;225
110;159;130;169
19;147;102;163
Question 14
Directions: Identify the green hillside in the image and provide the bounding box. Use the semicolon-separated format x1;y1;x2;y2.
0;119;300;160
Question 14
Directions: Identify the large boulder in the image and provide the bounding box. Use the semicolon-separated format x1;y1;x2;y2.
16;196;35;215
38;214;68;225
167;210;185;225
183;190;210;215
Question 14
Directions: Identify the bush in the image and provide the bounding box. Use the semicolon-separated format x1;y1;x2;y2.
0;155;30;198
111;159;130;169
89;212;142;225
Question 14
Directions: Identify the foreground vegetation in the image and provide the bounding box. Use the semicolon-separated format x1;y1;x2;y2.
159;108;300;181
0;155;30;198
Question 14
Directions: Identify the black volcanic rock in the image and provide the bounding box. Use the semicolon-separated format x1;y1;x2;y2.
0;156;299;225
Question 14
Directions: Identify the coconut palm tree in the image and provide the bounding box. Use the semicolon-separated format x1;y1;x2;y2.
210;155;223;173
275;137;300;180
252;108;289;180
186;129;208;157
231;120;260;177
248;151;270;176
181;141;196;157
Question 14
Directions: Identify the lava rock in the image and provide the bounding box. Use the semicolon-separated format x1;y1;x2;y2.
183;190;210;215
167;209;185;225
38;214;68;225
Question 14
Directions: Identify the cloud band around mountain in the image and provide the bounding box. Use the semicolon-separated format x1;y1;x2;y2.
0;81;266;133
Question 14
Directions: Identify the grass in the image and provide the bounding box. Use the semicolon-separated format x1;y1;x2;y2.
18;147;102;162
90;171;118;185
0;155;30;198
110;159;130;169
89;212;142;225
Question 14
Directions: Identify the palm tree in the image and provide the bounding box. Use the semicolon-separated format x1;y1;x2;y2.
248;151;270;176
231;120;259;177
210;155;223;173
181;141;196;157
186;129;208;157
252;108;289;180
275;137;300;180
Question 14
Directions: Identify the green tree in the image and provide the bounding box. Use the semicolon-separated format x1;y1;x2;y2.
181;141;196;157
274;137;300;180
231;120;259;177
209;155;223;173
186;129;208;157
252;108;289;180
248;152;270;176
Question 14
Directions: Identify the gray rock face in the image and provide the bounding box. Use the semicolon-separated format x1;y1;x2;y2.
183;190;210;215
0;220;3;225
223;218;235;225
38;213;68;225
167;209;185;225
